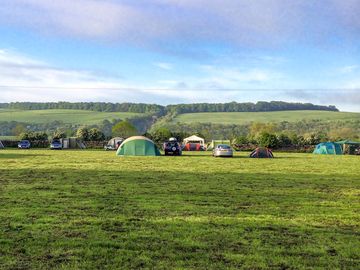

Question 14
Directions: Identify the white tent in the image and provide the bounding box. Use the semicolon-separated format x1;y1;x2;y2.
183;135;205;146
0;141;4;149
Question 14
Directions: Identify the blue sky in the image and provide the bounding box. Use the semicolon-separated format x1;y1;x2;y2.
0;0;360;111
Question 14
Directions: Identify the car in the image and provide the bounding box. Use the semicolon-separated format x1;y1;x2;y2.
163;140;182;156
104;140;123;151
18;140;31;149
213;144;233;157
50;139;63;150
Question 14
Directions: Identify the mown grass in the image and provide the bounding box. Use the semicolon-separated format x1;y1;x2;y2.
173;110;360;125
0;109;142;124
0;150;359;269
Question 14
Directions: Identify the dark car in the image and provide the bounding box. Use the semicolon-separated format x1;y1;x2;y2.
50;139;63;150
163;141;182;156
18;140;31;149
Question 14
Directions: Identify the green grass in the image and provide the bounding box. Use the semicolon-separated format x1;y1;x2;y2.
0;109;142;124
173;110;360;125
0;136;17;140
0;150;359;269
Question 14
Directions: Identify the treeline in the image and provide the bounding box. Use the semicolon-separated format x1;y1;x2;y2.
0;102;165;114
0;101;338;114
155;119;360;142
166;101;338;114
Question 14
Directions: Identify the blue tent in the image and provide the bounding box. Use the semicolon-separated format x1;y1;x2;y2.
313;142;343;155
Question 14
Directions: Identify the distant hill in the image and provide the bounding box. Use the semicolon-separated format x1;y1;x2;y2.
0;109;142;125
173;110;360;125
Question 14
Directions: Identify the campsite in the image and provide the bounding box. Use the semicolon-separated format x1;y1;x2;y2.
2;0;360;268
0;149;359;269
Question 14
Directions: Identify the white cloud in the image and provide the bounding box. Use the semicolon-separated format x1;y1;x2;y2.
1;49;359;111
1;0;359;48
154;62;173;70
339;65;358;74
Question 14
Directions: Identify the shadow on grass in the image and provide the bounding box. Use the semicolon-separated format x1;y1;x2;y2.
0;153;50;159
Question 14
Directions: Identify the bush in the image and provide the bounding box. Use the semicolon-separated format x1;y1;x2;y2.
258;132;279;148
234;135;249;145
277;134;292;148
19;131;48;141
76;127;90;141
53;130;66;139
88;128;105;141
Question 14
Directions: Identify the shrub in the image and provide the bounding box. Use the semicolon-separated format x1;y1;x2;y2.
258;132;279;148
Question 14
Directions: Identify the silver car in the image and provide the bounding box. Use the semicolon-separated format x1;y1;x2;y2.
213;144;233;157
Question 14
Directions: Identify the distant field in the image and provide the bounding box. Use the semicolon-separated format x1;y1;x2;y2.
0;150;359;269
0;109;142;124
0;136;17;140
173;110;360;125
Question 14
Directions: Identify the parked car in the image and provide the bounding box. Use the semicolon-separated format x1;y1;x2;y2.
50;139;63;150
18;140;31;149
104;140;123;151
163;140;182;156
213;144;233;157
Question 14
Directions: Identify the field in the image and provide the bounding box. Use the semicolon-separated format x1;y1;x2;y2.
0;109;142;124
0;150;359;269
173;110;360;125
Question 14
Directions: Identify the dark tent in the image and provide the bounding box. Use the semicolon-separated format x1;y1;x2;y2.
249;147;274;158
336;140;360;155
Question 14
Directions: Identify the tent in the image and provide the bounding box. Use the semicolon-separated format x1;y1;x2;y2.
182;135;205;151
313;142;343;155
60;138;86;149
249;147;274;158
207;140;231;151
336;140;360;155
0;140;4;149
106;137;124;149
116;136;160;156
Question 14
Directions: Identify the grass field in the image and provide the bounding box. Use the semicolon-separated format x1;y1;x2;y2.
0;109;142;124
173;110;360;125
0;150;359;269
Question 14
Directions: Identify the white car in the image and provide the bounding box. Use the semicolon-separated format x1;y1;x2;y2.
213;144;233;157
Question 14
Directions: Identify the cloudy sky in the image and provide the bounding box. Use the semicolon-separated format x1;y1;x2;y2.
0;0;360;111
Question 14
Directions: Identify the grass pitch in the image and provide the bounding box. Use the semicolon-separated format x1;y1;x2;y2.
0;150;359;269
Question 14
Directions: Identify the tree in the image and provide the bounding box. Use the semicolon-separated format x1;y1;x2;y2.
19;131;48;141
234;135;249;145
258;132;279;148
150;127;172;143
88;128;105;141
249;122;276;138
53;129;66;139
304;132;328;145
12;124;26;136
112;121;137;138
76;127;90;141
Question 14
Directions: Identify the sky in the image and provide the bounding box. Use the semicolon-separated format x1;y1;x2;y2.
0;0;360;111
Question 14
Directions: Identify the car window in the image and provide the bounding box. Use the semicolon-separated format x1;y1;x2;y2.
218;145;230;149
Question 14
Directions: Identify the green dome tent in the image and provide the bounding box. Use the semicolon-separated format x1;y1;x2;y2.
313;142;343;155
116;136;160;156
